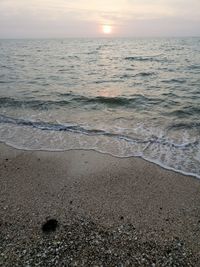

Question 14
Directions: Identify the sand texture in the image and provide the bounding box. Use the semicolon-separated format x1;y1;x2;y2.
0;143;200;266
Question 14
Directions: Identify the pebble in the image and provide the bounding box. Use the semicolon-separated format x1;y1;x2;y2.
0;216;197;266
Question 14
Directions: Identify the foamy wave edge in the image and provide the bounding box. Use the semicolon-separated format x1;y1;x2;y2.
1;139;200;180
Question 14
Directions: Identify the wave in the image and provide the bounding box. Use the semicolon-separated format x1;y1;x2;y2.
86;51;97;55
94;79;122;84
168;122;200;130
0;114;199;179
187;64;200;70
0;81;8;84
0;115;198;150
166;106;200;118
0;94;163;110
136;72;155;77
161;78;186;84
0;97;69;110
124;56;163;62
119;72;155;79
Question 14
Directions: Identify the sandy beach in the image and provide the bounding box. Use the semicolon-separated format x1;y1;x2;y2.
0;143;200;266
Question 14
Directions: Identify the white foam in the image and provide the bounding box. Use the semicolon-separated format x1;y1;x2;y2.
0;126;199;180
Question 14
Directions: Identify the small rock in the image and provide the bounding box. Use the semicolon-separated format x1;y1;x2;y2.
42;219;58;233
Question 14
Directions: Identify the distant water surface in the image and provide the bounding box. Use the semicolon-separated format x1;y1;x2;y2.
0;38;200;178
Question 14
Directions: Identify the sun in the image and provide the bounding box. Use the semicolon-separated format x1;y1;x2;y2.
102;25;112;34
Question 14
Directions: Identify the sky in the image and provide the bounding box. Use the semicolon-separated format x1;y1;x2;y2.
0;0;200;38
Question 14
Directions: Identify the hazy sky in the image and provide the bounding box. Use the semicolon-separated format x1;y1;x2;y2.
0;0;200;38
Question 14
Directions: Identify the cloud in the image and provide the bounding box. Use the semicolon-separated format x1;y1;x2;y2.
0;0;199;37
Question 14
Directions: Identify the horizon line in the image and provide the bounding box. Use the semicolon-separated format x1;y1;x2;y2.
0;35;200;40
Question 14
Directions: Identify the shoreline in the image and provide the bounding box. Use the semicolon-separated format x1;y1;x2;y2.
1;140;200;181
1;143;200;266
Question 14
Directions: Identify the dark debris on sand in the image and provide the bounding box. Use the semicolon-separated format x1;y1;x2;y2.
42;219;59;233
0;216;198;267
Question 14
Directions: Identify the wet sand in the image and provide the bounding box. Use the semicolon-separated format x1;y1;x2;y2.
0;143;200;266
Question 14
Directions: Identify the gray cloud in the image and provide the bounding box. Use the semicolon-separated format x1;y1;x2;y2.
0;0;199;38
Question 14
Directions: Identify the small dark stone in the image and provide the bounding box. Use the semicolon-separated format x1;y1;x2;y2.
42;219;58;233
5;159;8;161
70;200;73;204
120;216;124;220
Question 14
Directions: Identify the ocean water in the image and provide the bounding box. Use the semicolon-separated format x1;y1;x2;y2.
0;38;200;178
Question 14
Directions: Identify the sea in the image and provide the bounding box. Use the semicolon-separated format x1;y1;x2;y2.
0;38;200;178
